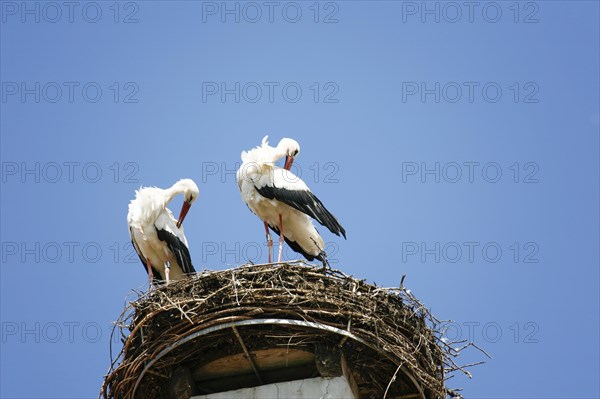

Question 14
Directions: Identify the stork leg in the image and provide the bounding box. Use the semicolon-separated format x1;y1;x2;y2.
319;252;328;272
165;260;171;285
146;257;154;288
277;213;284;263
264;221;273;263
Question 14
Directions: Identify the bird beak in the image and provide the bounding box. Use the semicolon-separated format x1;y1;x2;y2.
176;201;191;229
284;155;294;170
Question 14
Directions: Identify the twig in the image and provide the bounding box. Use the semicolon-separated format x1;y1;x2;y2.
382;362;403;399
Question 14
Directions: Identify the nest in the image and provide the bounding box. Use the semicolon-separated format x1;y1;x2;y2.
101;262;475;399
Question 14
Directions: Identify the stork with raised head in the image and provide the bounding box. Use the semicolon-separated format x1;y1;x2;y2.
237;136;346;265
127;179;199;286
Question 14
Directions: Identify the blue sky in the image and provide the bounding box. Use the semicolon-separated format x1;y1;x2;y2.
1;1;598;398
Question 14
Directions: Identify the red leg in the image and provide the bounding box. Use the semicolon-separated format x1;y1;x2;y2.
146;257;153;288
277;214;284;263
264;221;273;263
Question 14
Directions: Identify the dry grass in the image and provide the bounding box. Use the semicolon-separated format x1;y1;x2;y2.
100;261;478;399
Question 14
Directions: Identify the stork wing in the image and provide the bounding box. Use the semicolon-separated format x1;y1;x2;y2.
256;168;346;238
129;227;162;285
156;222;196;275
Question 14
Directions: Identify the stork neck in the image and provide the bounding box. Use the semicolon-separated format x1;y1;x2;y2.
163;184;182;207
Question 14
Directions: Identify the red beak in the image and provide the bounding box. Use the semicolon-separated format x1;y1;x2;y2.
176;201;192;229
284;155;294;170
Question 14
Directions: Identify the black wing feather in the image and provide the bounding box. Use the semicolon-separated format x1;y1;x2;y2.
156;228;196;275
129;227;162;285
269;225;325;262
256;185;346;238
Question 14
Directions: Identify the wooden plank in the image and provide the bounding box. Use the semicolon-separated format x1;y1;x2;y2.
341;355;361;399
194;364;317;394
193;348;315;381
231;326;263;384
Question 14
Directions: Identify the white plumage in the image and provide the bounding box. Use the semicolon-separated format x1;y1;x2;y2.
127;179;199;285
237;136;345;264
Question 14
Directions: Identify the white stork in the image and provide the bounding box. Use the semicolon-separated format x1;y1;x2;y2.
237;136;346;265
127;179;199;286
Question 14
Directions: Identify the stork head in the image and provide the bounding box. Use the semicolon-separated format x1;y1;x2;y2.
276;138;300;170
173;179;199;228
